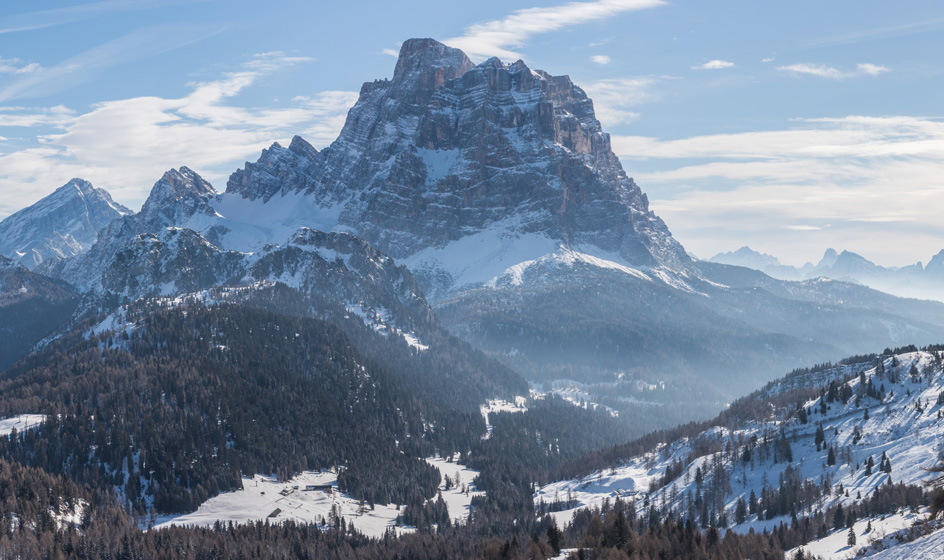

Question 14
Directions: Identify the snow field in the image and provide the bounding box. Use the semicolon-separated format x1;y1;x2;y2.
0;414;46;436
155;456;482;538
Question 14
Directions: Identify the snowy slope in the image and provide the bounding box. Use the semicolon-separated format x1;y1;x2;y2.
537;349;944;556
866;524;944;559
787;511;934;559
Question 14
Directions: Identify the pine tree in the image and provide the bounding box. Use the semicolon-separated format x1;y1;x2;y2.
847;527;856;547
827;447;836;466
546;520;563;555
735;497;748;524
833;504;845;530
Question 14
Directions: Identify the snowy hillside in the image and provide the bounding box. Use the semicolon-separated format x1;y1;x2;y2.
538;347;944;558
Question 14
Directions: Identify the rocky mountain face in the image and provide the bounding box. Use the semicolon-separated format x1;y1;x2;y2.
42;167;219;292
0;179;130;269
226;38;690;294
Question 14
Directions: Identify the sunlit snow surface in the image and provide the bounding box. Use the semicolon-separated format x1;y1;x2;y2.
787;510;934;559
154;457;482;537
0;414;45;436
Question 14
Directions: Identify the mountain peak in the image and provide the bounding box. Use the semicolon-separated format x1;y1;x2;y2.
288;135;318;159
393;38;473;83
0;178;130;268
708;246;782;269
816;248;840;268
139;167;217;230
58;177;94;196
151;167;216;201
926;249;944;275
223;38;690;292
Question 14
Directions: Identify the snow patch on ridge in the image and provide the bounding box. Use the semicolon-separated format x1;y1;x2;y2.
491;246;653;288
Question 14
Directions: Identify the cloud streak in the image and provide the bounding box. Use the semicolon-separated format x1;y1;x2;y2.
0;0;216;34
803;16;944;49
692;60;734;70
0;24;226;103
777;62;890;79
582;76;667;126
445;0;665;60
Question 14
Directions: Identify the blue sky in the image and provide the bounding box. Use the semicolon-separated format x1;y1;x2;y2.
1;0;943;266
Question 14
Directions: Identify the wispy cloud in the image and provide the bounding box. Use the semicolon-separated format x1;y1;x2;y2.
583;76;667;126
0;24;226;103
692;60;734;70
761;57;775;63
380;48;400;58
856;63;890;76
777;62;890;79
0;0;216;34
803;16;944;49
0;57;41;74
445;0;666;60
0;105;74;127
591;55;611;65
612;116;944;266
0;53;356;218
784;225;821;231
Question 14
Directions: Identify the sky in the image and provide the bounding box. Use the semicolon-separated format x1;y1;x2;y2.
0;0;942;267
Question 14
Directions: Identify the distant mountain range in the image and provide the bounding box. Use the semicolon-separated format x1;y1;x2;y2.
710;246;944;302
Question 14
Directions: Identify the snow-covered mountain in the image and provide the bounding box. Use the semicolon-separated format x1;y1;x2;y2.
0;178;130;269
711;247;944;302
225;38;690;296
22;38;944;431
94;225;433;341
537;346;944;558
41;167;220;291
27;165;524;410
708;246;804;280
